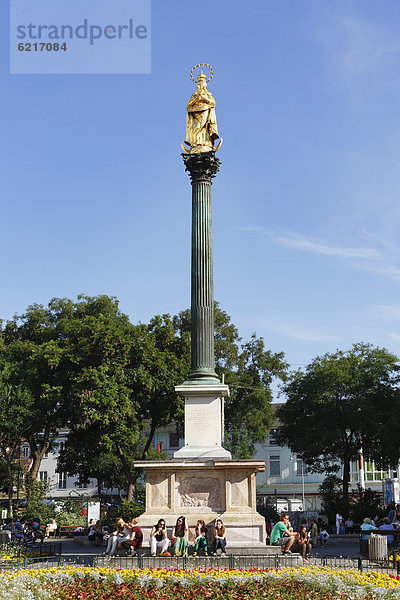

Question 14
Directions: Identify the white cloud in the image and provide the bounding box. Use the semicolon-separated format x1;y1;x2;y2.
243;226;400;282
273;233;379;260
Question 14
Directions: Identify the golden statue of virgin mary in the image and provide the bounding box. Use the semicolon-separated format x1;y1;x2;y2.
181;65;222;154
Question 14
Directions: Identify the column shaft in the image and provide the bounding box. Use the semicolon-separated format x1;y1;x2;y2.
190;178;216;379
182;151;221;383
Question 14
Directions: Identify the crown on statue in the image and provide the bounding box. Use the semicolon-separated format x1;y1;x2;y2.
190;63;214;84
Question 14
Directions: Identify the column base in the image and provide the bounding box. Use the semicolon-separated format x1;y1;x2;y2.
173;445;232;460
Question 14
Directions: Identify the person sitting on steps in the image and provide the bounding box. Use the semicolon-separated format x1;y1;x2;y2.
292;524;312;561
119;518;143;556
150;518;170;556
87;520;103;546
104;518;132;556
172;516;188;556
193;519;208;556
270;513;297;554
212;519;226;555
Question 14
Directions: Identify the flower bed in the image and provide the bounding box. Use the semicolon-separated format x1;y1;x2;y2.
0;566;399;600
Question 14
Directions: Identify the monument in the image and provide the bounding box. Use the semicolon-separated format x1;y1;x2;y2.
135;65;266;548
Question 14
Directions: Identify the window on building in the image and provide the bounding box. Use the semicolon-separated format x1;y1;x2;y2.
169;432;179;448
58;441;65;453
268;430;279;446
269;455;280;476
76;480;87;489
365;460;387;481
350;460;388;482
39;471;48;483
21;445;30;459
296;459;308;476
58;473;67;489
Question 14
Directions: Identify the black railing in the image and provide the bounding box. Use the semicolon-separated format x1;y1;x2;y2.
93;553;400;573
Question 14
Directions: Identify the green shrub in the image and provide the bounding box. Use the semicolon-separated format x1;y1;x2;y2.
54;498;88;527
103;499;144;528
24;481;55;524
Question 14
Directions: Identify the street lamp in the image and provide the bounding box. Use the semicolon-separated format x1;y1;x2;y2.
290;455;306;511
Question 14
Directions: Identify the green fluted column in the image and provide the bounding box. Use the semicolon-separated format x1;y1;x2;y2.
183;151;221;384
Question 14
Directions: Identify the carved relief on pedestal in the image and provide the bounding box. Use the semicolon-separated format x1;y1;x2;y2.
179;476;222;510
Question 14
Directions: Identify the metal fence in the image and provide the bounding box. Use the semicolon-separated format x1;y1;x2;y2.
2;550;400;574
93;553;400;573
0;542;63;572
319;554;400;574
94;554;306;570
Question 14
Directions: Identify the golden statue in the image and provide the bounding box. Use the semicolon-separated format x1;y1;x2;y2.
181;64;222;154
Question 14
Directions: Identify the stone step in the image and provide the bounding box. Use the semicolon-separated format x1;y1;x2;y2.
73;536;96;547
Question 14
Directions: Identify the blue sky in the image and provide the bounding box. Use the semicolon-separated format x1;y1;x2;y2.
2;0;400;382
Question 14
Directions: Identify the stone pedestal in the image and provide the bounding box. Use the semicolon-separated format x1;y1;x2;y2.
134;459;266;548
173;383;231;460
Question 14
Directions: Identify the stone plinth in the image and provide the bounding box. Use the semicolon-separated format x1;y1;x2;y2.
174;383;231;460
133;459;266;548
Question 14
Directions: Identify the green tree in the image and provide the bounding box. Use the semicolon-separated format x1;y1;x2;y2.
57;426;167;501
1;295;287;503
2;295;137;494
3;301;73;485
24;480;56;523
318;476;383;525
60;310;188;501
276;343;400;505
0;338;33;515
130;314;190;460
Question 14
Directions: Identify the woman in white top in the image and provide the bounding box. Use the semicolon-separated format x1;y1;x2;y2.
104;518;132;556
150;518;169;556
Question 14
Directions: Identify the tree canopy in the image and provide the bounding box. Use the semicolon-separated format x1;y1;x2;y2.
0;295;286;501
276;343;400;503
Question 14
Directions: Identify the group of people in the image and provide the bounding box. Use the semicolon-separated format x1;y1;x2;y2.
334;512;357;534
270;513;313;560
85;517;143;556
98;516;226;557
149;517;226;557
359;507;400;551
2;516;57;544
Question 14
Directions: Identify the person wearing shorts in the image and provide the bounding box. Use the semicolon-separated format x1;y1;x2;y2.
270;513;296;553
